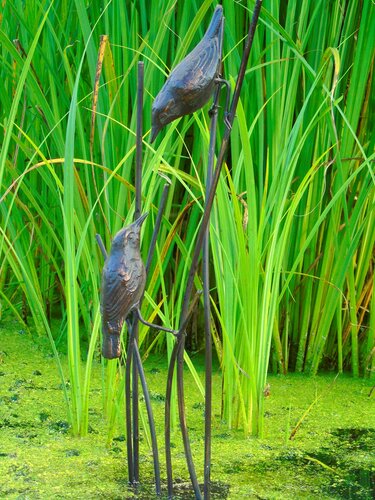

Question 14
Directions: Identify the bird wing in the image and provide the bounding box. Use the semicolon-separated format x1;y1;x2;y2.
101;263;142;330
172;35;220;95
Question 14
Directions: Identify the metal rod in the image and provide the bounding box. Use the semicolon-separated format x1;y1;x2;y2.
165;337;179;498
96;233;136;482
132;337;162;495
165;292;203;498
203;18;225;498
97;60;166;492
128;180;170;490
95;233;107;259
179;0;263;334
132;320;139;483
165;0;263;496
125;325;134;484
177;342;202;498
165;291;204;498
135;61;144;221
130;176;171;491
202;245;212;500
146;181;171;275
203;88;221;500
136;307;177;334
132;61;145;483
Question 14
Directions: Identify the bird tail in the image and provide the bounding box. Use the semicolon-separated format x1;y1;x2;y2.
204;5;224;39
102;333;121;359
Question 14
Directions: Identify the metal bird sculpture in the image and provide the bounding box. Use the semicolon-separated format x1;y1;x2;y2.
151;5;224;142
101;213;148;359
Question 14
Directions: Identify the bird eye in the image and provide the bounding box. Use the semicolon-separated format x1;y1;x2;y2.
160;111;169;123
160;99;177;124
128;232;138;243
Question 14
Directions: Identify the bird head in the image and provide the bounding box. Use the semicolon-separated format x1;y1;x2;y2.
111;212;148;252
151;90;180;143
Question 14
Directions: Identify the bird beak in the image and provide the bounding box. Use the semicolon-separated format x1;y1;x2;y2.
150;124;160;143
134;212;149;228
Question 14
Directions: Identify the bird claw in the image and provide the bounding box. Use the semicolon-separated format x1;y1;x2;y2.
135;307;177;335
215;75;227;86
213;76;232;128
224;112;232;130
208;103;220;118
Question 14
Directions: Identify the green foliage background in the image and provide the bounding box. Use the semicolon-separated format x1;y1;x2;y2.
0;0;374;435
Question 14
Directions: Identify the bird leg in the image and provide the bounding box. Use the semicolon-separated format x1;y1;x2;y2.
208;82;221;118
136;290;202;338
134;307;178;335
215;76;232;130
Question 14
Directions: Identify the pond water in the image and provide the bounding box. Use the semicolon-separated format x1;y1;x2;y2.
0;323;374;498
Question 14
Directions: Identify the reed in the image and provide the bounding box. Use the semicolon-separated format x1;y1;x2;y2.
0;0;373;438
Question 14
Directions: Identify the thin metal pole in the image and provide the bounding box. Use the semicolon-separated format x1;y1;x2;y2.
131;320;140;483
95;235;137;483
165;292;203;498
203;18;224;498
95;233;107;260
146;180;171;275
138;182;171;495
126;179;169;494
180;0;263;328
125;332;134;484
203;94;220;500
131;61;171;489
165;1;263;496
165;344;177;497
132;61;144;483
176;344;201;498
97;59;167;493
132;339;162;495
135;61;144;221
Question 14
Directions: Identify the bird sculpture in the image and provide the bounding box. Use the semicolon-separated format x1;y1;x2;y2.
100;213;177;359
151;5;224;142
101;213;148;359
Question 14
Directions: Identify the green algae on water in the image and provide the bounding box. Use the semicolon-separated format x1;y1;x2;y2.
0;322;374;499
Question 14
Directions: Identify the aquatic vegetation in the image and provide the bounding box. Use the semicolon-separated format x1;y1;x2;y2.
0;326;374;498
0;0;374;442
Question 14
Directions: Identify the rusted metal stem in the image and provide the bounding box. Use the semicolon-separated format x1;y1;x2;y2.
132;61;145;483
203;18;225;498
135;62;144;221
146;180;171;275
125;329;134;484
203;87;221;500
95;233;107;259
132;335;162;495
165;1;263;497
